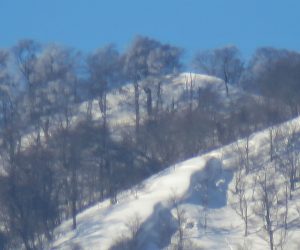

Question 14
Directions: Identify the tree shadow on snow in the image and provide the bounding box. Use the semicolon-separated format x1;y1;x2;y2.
138;203;177;250
111;157;234;250
182;157;234;209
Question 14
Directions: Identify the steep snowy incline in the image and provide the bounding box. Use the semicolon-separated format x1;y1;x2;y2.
52;116;300;250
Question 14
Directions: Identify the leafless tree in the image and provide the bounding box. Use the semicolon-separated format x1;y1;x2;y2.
45;47;81;230
184;73;195;112
248;47;300;117
230;163;250;236
169;190;188;250
193;45;244;96
199;182;209;233
256;168;276;250
254;166;288;250
110;213;142;250
234;138;251;174
123;36;182;137
275;124;300;199
13;39;40;119
268;126;282;163
87;45;121;200
230;140;254;236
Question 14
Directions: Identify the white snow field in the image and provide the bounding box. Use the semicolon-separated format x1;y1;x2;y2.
52;114;300;250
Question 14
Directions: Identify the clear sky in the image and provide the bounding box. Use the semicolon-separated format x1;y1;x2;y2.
1;0;299;61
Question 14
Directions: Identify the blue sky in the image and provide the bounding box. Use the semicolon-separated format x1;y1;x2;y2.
1;0;299;61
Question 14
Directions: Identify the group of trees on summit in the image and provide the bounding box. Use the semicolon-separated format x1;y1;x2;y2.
0;36;300;249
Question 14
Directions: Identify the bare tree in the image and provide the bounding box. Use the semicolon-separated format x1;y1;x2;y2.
230;165;250;236
110;213;143;250
45;47;81;230
230;139;254;236
123;36;182;137
256;169;276;250
255;166;288;250
275;124;300;199
169;190;188;250
234;138;251;175
199;181;209;233
184;73;195;112
248;47;300;116
193;45;244;96
268;126;282;163
87;45;121;200
13;39;40;119
123;36;154;136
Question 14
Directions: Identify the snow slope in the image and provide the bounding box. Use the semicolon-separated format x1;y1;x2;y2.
78;73;242;131
52;116;300;250
9;72;241;154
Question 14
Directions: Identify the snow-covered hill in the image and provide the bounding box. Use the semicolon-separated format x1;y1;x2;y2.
79;72;243;130
52;115;300;250
10;73;223;153
17;73;230;150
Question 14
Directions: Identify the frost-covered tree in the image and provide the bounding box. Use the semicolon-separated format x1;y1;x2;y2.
230;156;250;236
87;44;122;200
123;36;182;135
42;45;81;230
13;39;40;119
274;124;300;199
169;190;187;250
247;47;300;117
192;45;244;96
255;166;288;250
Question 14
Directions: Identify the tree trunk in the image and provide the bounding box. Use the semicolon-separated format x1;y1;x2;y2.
72;199;77;230
144;87;152;117
225;81;229;97
134;81;140;137
71;164;77;230
269;129;273;162
269;229;274;250
246;136;249;174
98;91;109;201
245;218;248;237
223;66;229;97
156;81;162;118
244;203;248;237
